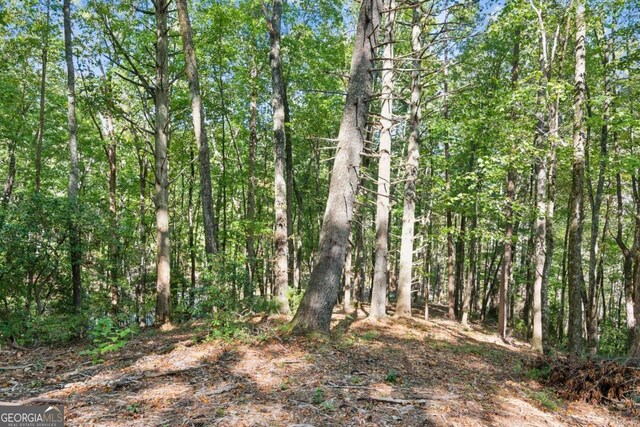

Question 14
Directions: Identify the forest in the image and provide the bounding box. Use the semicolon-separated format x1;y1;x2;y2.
1;0;640;425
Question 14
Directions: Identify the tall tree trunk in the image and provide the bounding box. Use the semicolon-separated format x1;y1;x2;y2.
615;172;636;348
266;0;290;314
137;151;148;323
284;86;296;291
63;0;82;311
105;112;118;314
35;0;50;194
177;0;218;262
584;34;611;354
531;22;550;353
154;0;171;324
462;215;477;326
568;0;586;356
444;43;455;320
246;62;258;299
630;176;640;358
370;0;395;320
290;0;381;334
396;3;422;318
500;32;520;339
343;236;354;314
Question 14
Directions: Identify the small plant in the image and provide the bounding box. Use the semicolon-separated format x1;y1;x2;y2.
80;317;136;363
126;404;139;414
359;330;379;341
312;387;326;404
529;391;560;411
350;375;361;385
385;369;399;383
526;366;551;381
320;400;335;411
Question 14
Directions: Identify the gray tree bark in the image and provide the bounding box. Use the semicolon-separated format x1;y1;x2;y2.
63;0;82;311
266;0;290;314
35;0;50;194
290;0;382;334
154;0;171;324
568;0;586;357
177;0;218;262
499;32;520;339
370;0;396;321
396;4;422;319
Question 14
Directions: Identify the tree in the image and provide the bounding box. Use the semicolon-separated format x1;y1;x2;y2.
290;0;382;334
63;0;82;311
396;2;423;319
567;0;586;357
370;0;396;321
499;30;520;340
176;0;218;262
154;0;171;324
265;0;290;314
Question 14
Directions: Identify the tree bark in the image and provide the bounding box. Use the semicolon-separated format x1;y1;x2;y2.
35;0;50;194
136;151;148;323
266;0;290;314
499;32;520;339
290;0;381;334
396;3;422;319
246;62;258;299
63;0;82;311
567;0;586;357
369;0;395;321
177;0;218;262
154;0;171;324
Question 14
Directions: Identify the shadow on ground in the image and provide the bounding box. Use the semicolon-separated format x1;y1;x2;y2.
1;305;636;426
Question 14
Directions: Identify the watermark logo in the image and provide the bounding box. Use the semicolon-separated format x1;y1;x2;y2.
0;405;64;427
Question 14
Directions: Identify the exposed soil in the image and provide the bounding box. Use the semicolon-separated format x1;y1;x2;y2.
1;305;637;426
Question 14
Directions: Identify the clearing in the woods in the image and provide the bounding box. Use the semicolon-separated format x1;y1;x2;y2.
1;307;635;426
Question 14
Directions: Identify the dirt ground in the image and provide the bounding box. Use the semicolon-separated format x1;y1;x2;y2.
1;305;637;426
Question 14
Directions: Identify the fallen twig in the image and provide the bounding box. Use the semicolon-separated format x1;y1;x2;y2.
0;365;32;370
0;397;65;406
358;396;430;405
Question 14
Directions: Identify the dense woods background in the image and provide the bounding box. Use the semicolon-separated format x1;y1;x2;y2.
0;0;639;362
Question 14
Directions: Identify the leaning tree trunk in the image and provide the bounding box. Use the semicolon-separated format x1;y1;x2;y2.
266;0;290;314
154;0;171;324
370;0;396;320
290;0;381;334
396;4;422;319
177;0;218;262
567;0;587;357
63;0;82;311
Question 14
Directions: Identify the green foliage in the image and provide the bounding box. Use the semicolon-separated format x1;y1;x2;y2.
80;317;136;363
528;391;560;411
1;313;86;346
287;287;304;313
385;369;399;384
311;387;326;405
206;311;249;341
526;366;551;381
598;319;628;357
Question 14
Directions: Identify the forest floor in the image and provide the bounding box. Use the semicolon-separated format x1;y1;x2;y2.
1;305;638;426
